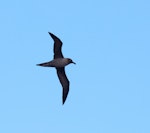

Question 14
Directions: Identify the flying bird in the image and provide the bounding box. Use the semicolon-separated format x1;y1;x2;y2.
37;32;75;104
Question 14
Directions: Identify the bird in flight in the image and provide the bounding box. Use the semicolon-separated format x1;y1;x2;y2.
37;32;75;104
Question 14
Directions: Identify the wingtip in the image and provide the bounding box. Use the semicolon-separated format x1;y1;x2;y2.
62;95;67;105
48;32;53;36
48;32;62;44
62;96;68;105
62;101;66;105
48;32;51;35
48;32;56;39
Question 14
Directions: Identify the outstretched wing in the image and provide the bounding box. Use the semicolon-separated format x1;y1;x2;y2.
48;32;64;59
56;67;69;104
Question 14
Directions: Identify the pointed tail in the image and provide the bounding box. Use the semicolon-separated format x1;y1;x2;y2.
36;62;51;67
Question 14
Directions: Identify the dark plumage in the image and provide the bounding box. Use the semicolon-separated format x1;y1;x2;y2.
37;32;75;104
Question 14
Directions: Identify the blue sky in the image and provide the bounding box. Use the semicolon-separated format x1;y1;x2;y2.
0;0;150;133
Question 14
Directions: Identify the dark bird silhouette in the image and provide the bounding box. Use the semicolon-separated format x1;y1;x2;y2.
37;32;75;104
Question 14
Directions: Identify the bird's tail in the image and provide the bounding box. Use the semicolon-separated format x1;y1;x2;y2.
36;62;51;67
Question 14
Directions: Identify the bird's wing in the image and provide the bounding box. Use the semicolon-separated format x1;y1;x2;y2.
56;67;69;104
48;32;64;59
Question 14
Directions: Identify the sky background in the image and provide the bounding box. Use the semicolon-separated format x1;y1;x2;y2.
0;0;150;133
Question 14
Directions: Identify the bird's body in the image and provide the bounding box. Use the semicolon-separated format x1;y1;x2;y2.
37;32;75;104
37;58;73;68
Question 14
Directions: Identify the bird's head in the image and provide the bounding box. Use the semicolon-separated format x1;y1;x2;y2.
67;58;76;64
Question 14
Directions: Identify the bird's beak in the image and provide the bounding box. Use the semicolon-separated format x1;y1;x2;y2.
71;61;76;64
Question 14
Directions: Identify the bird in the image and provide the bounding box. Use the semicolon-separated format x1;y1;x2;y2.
37;32;75;104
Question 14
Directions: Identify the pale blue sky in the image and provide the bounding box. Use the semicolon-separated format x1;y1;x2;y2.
0;0;150;133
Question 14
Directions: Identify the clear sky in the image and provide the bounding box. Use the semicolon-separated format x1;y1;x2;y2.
0;0;150;133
